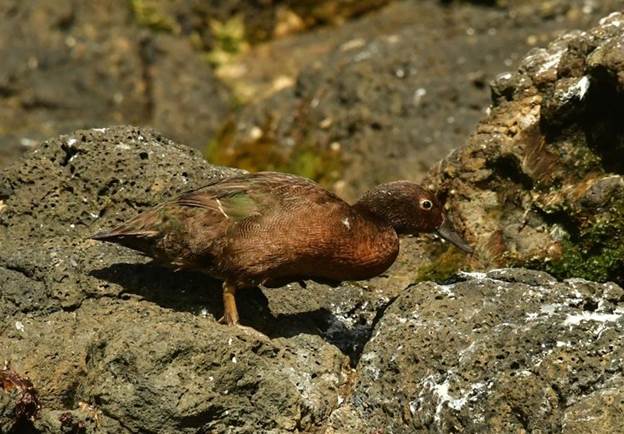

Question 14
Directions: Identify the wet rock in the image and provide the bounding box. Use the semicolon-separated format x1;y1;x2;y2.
129;0;393;46
149;35;233;151
0;0;397;170
326;268;624;433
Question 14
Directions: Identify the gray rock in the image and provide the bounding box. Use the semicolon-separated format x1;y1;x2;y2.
0;126;238;318
216;0;624;201
2;300;350;433
0;126;358;433
0;0;233;166
326;268;624;433
2;124;624;432
5;7;624;431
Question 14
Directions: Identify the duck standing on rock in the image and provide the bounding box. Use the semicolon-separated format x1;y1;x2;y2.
93;171;473;325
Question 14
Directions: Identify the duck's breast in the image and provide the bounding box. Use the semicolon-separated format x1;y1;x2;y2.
220;202;399;284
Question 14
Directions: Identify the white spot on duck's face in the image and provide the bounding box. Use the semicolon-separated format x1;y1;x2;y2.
342;217;351;230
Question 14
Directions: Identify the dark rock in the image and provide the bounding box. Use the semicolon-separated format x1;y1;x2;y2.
214;0;624;201
128;0;393;46
0;126;239;318
149;35;234;151
0;0;233;166
0;126;235;240
0;0;395;170
326;268;624;433
2;299;350;433
4;6;624;432
0;126;369;433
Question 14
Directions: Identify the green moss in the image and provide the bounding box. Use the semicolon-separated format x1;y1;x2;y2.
539;198;624;284
129;0;178;33
413;246;468;283
543;240;624;283
204;16;249;65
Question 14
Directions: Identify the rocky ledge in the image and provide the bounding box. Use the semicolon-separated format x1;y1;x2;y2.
1;126;623;433
2;9;624;434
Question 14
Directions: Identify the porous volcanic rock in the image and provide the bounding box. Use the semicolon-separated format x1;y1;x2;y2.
0;126;355;433
421;11;624;285
2;123;624;432
326;268;624;433
0;126;238;318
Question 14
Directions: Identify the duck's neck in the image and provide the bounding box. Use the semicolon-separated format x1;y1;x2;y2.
353;187;403;230
331;191;400;279
330;213;399;280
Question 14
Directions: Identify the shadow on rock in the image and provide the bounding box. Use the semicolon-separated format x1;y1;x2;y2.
90;263;357;355
91;262;223;316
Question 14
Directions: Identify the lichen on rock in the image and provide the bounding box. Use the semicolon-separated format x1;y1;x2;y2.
326;269;624;433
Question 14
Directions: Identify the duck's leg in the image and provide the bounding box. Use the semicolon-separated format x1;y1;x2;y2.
221;281;239;325
218;284;270;340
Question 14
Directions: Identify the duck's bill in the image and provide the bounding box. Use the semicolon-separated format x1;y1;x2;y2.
436;218;473;254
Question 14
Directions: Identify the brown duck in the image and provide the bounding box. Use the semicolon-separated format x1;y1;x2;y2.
93;171;472;325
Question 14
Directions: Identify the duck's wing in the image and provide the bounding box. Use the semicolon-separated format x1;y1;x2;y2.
91;173;261;241
89;189;239;259
91;172;337;258
176;171;339;217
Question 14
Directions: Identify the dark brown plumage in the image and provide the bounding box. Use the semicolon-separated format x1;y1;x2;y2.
92;171;472;325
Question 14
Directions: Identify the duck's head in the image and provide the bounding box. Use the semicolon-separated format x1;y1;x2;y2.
354;181;473;253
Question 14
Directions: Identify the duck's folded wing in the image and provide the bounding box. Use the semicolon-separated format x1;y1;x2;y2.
175;188;261;221
91;172;331;254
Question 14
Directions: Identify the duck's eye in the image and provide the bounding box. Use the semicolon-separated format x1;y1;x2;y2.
420;199;433;210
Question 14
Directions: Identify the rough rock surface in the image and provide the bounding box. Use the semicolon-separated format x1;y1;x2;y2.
4;7;624;433
420;11;624;286
326;269;624;433
1;125;624;432
0;126;355;433
0;0;232;165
